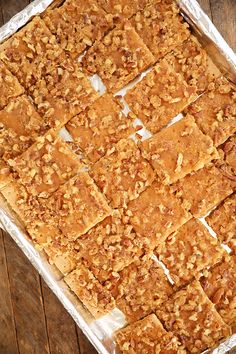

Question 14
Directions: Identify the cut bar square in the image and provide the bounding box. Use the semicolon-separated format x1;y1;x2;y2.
115;314;186;354
64;263;116;318
11;131;84;198
66;94;135;163
105;256;173;323
201;256;236;331
206;193;236;247
131;1;190;60
46;172;111;240
125;60;197;134
186;77;236;146
0;17;65;90
44;0;113;59
90;139;155;208
29;64;98;129
78;209;146;282
82;22;155;93
0;95;45;160
156;218;226;287
172;163;233;217
156;280;231;353
127;182;190;248
141;115;218;185
0;60;24;110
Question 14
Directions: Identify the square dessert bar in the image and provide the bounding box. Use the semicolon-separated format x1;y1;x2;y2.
90;139;155;208
127;182;190;248
11;131;84;198
0;17;65;90
125;59;197;134
115;314;186;354
77;209;148;282
82;22;155;93
201;255;236;331
29;63;98;129
0;61;24;110
64;263;116;318
105;256;173;323
165;36;221;94
44;0;113;59
46;172;111;240
172;163;233;218
131;0;190;60
186;77;236;146
206;193;236;247
141;115;218;184
0;177;61;245
66;94;135;163
155;218;226;288
0;95;45;160
156;280;231;353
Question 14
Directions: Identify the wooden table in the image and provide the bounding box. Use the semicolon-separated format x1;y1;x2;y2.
0;1;235;353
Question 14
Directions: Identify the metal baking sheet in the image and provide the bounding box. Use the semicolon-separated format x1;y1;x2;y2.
0;1;236;353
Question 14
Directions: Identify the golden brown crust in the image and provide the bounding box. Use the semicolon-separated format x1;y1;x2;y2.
64;263;116;318
82;21;154;93
127;182;190;248
105;255;173;323
206;193;236;247
141;115;218;185
115;314;186;354
90;139;155;208
201;256;236;331
125;60;197;134
186;77;236;146
66;94;135;163
171;163;233;218
156;280;232;353
156;218;226;287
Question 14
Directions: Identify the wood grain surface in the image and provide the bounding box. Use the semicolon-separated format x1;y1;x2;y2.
0;0;235;353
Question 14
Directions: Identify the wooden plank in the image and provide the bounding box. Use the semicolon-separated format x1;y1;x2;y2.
3;234;50;354
210;0;236;51
0;0;30;23
0;231;19;354
76;328;97;354
197;0;212;19
41;280;80;354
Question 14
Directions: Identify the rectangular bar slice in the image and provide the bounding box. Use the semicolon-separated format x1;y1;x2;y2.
206;193;236;247
0;17;65;89
217;134;236;187
171;163;233;217
64;263;116;318
90;139;155;208
46;172;111;240
131;1;190;60
44;0;113;59
11;131;84;198
155;218;226;287
82;22;154;93
127;182;190;248
66;94;135;163
29;64;98;129
165;36;221;94
141;115;218;184
0;60;24;109
156;280;231;353
201;255;236;331
0;95;45;160
125;60;197;134
77;209;148;282
115;314;186;354
186;77;236;146
105;256;173;323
